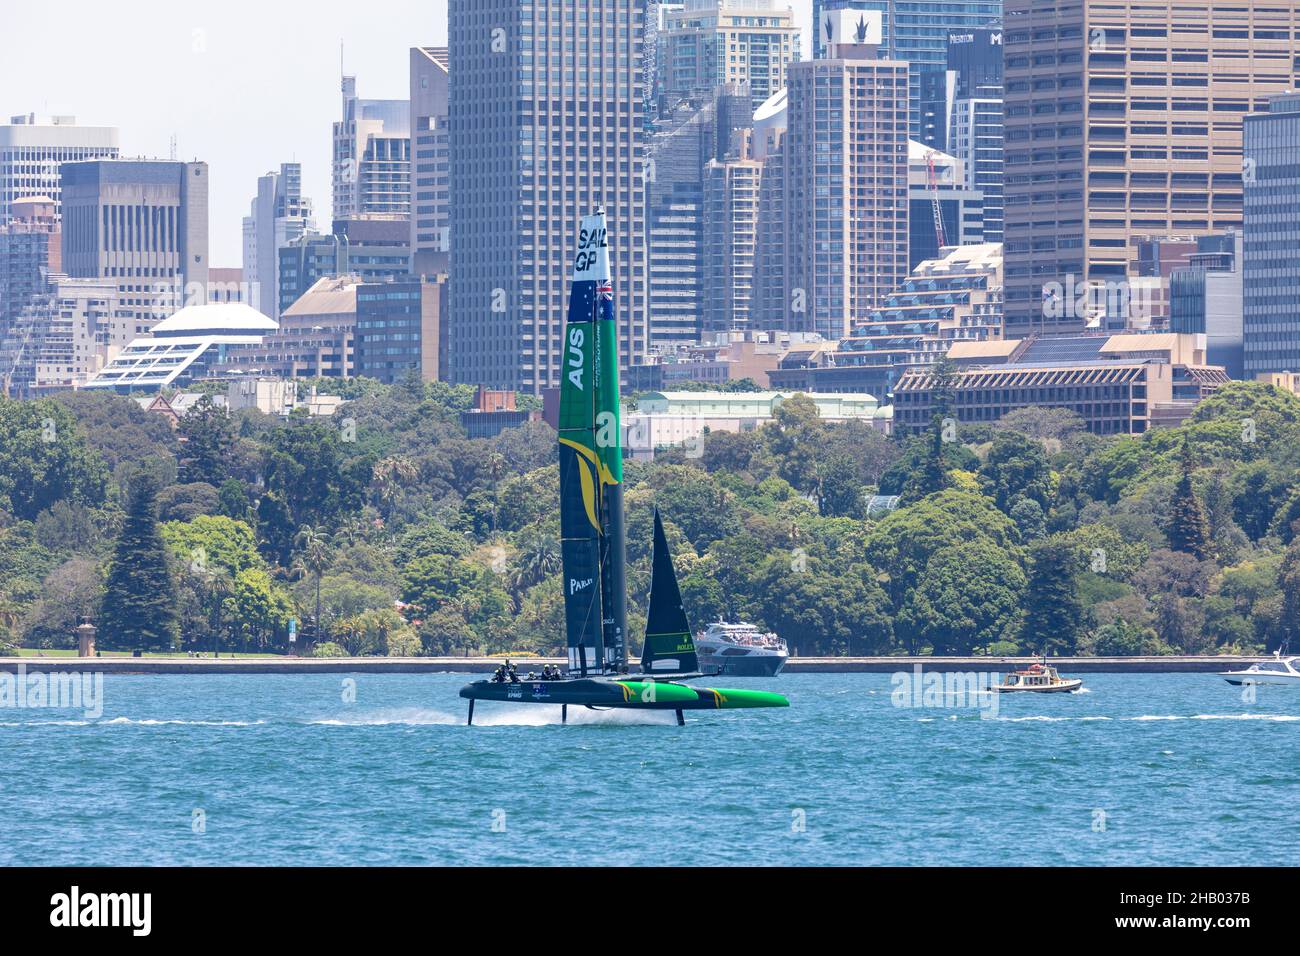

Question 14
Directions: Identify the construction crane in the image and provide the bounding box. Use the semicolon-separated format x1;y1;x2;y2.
925;150;948;251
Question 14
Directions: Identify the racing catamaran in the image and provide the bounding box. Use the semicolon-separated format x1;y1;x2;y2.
460;211;789;725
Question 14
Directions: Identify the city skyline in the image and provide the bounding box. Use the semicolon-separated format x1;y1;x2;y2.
1;1;816;267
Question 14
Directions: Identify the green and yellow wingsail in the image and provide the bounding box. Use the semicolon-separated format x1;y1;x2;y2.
559;211;627;676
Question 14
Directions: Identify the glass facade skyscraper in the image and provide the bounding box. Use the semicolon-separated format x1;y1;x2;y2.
784;44;911;340
449;0;648;393
1243;92;1300;377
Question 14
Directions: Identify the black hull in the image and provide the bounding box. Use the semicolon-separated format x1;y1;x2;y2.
460;678;698;711
458;678;788;722
699;655;787;677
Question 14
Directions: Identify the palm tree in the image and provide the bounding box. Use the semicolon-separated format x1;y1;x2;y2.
486;452;506;533
206;568;234;658
0;593;21;632
0;593;21;651
334;514;369;547
510;527;561;603
372;456;419;516
294;526;332;642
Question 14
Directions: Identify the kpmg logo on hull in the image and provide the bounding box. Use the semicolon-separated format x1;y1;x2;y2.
570;577;594;596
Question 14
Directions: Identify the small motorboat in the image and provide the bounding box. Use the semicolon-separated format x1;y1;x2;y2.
992;660;1083;694
1219;654;1300;687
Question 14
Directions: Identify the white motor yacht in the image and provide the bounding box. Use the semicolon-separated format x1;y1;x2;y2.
1219;654;1300;687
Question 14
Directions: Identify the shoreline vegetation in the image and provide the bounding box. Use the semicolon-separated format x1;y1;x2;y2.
2;372;1298;662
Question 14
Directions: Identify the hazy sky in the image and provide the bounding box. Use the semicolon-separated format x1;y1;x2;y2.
2;1;813;266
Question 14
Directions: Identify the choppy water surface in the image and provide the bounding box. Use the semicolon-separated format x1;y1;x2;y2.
2;673;1295;866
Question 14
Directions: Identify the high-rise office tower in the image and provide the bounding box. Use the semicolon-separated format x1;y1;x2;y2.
659;0;801;109
410;47;451;276
947;28;1005;245
1243;91;1300;377
646;1;672;119
242;163;314;319
333;77;411;222
0;197;61;332
784;37;910;340
703;139;762;335
813;1;1002;140
448;0;648;393
646;98;717;349
0;114;119;224
1002;0;1300;338
60;159;209;337
645;87;751;349
751;89;789;331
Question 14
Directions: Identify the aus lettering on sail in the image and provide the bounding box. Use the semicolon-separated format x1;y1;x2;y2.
567;326;586;390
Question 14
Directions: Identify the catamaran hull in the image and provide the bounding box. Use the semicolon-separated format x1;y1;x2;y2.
459;678;788;712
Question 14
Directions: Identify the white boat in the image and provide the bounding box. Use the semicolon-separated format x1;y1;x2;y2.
992;661;1083;694
1219;654;1300;687
696;622;788;677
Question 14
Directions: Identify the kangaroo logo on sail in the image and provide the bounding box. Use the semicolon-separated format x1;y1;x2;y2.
568;327;586;389
569;577;594;596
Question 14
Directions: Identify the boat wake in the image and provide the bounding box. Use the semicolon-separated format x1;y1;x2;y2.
308;708;461;727
996;715;1113;722
102;718;268;727
2;718;269;728
308;705;676;727
1132;713;1300;722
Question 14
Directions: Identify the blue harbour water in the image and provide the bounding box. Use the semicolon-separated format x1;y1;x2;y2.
1;673;1296;866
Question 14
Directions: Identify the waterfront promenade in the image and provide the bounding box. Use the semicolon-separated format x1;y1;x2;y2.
0;655;1263;675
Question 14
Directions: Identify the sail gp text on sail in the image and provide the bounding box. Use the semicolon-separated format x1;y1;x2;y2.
567;219;608;389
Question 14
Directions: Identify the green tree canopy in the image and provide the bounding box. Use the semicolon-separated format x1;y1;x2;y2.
0;398;108;520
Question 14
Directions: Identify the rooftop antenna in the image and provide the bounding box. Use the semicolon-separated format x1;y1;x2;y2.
169;135;178;161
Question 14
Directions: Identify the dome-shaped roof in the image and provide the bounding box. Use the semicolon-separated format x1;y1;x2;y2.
151;303;278;335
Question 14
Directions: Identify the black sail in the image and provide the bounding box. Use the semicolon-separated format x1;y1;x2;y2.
641;510;700;675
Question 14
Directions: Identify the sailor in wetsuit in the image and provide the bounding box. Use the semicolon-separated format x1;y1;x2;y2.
492;665;506;683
